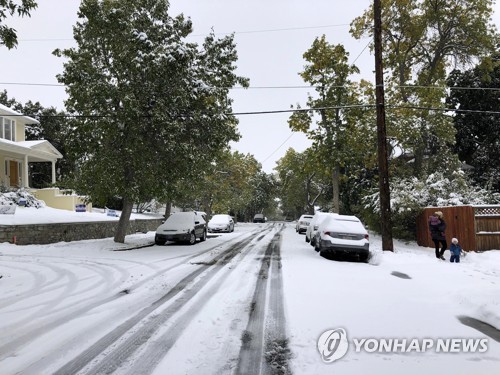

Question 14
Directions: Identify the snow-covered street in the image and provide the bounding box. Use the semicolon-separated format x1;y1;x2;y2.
0;222;499;375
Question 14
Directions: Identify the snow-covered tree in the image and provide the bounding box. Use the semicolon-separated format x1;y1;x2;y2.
363;171;500;239
54;0;248;242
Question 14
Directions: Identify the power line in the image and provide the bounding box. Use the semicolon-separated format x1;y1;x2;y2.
196;23;350;37
17;23;352;43
0;82;64;87
3;81;500;93
261;133;295;164
232;104;374;116
4;103;500;119
386;104;500;116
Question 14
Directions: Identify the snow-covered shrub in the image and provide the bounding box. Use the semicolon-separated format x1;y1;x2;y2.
362;171;500;239
0;188;46;208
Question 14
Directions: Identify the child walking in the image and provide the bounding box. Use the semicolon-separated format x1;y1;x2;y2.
450;238;462;263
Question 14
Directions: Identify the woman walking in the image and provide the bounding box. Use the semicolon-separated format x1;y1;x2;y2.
429;211;447;260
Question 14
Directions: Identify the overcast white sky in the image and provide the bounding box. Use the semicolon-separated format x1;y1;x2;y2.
2;0;499;172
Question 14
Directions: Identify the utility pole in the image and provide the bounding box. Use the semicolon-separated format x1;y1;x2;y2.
374;0;394;251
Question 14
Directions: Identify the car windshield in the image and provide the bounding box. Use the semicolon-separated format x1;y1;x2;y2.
210;215;229;224
164;213;194;229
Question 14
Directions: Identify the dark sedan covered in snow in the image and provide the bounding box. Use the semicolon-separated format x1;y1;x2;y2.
155;211;207;245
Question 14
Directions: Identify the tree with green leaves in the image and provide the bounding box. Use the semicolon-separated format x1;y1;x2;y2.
447;55;500;192
351;0;498;178
289;35;374;213
0;0;37;49
275;147;330;218
176;150;275;222
54;0;248;243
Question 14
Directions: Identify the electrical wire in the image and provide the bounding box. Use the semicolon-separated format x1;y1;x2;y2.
17;23;352;43
2;81;500;92
261;132;295;164
5;103;500;119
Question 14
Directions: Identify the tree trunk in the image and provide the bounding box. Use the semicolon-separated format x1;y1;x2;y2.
332;165;340;213
114;197;134;243
164;200;172;218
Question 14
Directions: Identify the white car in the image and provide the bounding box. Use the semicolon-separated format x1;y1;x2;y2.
314;214;369;261
295;214;314;234
207;214;234;233
305;212;335;246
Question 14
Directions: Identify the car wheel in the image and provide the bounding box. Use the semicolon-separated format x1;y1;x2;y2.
314;240;320;252
200;230;207;242
305;235;310;243
188;232;196;245
155;236;166;246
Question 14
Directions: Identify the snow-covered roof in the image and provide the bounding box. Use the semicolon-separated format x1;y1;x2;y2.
0;103;39;124
0;138;62;161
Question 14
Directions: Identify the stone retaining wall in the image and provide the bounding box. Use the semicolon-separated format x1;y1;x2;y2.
0;218;163;245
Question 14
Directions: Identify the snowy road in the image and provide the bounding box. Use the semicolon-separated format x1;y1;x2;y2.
1;222;500;374
0;223;290;374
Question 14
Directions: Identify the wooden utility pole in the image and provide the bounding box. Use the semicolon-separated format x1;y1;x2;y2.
374;0;394;251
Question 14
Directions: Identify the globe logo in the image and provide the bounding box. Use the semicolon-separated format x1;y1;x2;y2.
317;328;349;363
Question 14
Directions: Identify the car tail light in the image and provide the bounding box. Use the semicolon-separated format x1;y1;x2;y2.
364;234;369;240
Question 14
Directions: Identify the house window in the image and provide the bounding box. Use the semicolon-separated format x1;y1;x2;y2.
0;117;16;141
2;117;15;141
0;117;15;141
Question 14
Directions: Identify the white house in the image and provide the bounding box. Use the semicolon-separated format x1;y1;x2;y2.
0;103;62;189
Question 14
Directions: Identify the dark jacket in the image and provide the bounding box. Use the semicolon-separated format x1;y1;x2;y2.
450;243;462;256
429;218;446;241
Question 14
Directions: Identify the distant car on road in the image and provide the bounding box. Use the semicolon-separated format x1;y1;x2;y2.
295;214;314;234
208;214;234;233
314;214;369;261
155;211;207;245
253;213;266;223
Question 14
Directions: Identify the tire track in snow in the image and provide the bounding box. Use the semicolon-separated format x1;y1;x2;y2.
236;224;291;375
121;225;281;375
0;230;257;364
50;227;274;375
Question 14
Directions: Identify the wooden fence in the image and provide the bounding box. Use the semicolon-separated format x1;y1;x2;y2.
416;205;500;252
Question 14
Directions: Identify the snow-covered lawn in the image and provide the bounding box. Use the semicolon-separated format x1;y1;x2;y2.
0;206;162;225
0;218;499;374
282;226;500;375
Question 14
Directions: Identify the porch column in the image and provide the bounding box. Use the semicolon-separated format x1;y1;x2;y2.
23;155;29;188
51;160;56;184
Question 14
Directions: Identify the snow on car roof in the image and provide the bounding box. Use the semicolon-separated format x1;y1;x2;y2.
320;214;366;233
209;214;231;223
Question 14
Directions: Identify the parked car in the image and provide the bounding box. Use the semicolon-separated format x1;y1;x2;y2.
314;214;369;261
295;214;314;234
208;214;234;233
305;212;334;245
155;211;207;245
253;213;266;223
